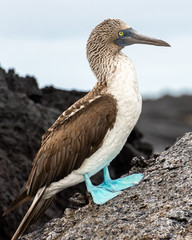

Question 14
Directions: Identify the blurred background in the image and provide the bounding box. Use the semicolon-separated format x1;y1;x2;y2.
0;0;191;98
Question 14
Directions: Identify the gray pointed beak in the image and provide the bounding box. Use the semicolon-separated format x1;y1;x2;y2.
115;28;170;47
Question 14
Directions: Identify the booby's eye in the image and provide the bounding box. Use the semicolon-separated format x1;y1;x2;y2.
119;31;124;37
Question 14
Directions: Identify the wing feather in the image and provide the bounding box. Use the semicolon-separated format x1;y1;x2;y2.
9;94;117;202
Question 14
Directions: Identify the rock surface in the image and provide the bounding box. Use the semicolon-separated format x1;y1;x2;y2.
23;132;192;240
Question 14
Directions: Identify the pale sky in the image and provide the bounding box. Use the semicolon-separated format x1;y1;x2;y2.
0;0;191;98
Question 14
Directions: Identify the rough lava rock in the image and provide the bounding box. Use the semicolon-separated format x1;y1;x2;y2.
22;132;192;240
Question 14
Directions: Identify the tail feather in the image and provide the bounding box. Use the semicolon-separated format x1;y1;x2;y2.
3;185;31;216
11;187;54;240
30;195;55;226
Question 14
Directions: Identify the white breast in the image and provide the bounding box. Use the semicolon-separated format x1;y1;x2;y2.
80;53;142;173
43;53;142;199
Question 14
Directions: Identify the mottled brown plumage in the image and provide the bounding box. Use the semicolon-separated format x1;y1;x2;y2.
28;94;117;195
87;19;129;83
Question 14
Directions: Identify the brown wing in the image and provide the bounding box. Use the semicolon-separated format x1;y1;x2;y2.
3;94;117;216
26;94;117;196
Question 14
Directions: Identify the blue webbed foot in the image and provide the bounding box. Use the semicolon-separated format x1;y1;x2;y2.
84;173;121;205
99;173;144;192
99;165;143;192
87;185;120;205
84;166;143;205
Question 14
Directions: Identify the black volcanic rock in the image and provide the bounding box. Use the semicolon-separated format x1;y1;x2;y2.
0;68;60;240
41;86;87;111
0;68;152;240
137;95;192;152
23;132;192;240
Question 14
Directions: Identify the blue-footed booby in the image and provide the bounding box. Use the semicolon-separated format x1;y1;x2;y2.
4;19;170;240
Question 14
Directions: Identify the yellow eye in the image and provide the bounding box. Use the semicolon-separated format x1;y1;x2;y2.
119;31;124;37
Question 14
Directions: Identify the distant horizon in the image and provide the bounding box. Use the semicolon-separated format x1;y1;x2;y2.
1;64;191;100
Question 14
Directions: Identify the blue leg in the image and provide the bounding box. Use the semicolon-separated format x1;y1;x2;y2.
84;173;120;205
99;166;144;192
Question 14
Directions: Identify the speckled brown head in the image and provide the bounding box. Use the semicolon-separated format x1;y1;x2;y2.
86;19;170;83
87;18;170;62
87;19;129;59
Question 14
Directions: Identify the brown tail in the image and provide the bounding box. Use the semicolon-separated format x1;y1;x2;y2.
3;185;31;216
11;187;54;240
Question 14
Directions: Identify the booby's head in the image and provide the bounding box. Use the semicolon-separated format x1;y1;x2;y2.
87;19;170;81
87;18;170;58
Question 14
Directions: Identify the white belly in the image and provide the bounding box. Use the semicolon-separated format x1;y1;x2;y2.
43;53;142;199
78;96;142;177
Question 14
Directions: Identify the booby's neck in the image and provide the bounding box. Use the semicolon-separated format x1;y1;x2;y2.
88;49;139;99
87;46;118;82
